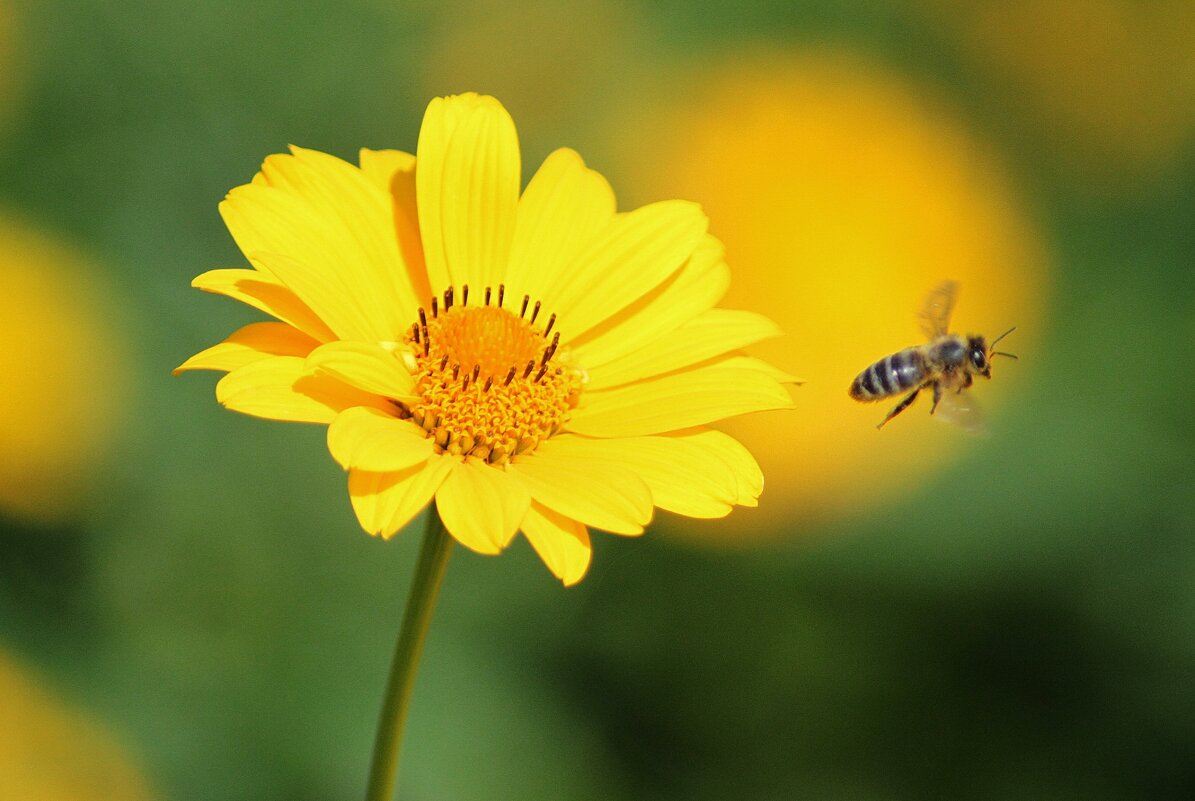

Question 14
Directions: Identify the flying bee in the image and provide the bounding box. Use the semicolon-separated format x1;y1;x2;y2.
849;280;1017;430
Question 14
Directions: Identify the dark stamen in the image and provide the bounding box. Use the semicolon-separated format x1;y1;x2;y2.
534;363;549;382
484;287;492;306
452;363;460;380
444;286;454;310
462;285;469;307
470;364;480;385
431;297;439;318
522;360;535;378
541;332;560;366
498;284;505;307
418;308;430;355
483;376;493;392
543;313;556;337
461;373;471;391
520;295;529;318
412;323;421;344
439;355;449;371
504;367;516;386
530;300;541;324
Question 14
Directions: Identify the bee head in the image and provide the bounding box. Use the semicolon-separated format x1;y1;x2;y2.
972;326;1018;378
966;336;991;378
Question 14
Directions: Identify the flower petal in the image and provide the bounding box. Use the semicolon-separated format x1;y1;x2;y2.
191;268;336;343
349;457;454;538
570;234;729;367
585;309;782;389
546;432;743;518
717;355;804;385
416;94;520;293
545;201;709;340
174;322;319;375
567;362;794;438
521;502;592;586
268;147;421;316
327;407;433;472
358;148;429;303
357;148;415;191
696;429;764;507
304;341;418;401
215;356;390;423
221;147;419;339
508;438;653;535
435;459;530;554
504;148;615;302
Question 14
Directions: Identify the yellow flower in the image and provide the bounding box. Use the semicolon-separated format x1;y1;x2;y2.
0;650;157;801
0;214;130;523
178;93;792;585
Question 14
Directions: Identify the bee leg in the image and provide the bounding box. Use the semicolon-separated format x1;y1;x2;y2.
930;381;943;414
877;387;921;429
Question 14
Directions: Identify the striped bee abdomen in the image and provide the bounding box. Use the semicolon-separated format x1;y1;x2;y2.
849;347;926;400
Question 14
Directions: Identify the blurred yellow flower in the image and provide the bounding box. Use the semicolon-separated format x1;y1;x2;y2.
922;0;1195;191
615;52;1047;533
179;93;793;585
0;216;129;523
0;650;156;801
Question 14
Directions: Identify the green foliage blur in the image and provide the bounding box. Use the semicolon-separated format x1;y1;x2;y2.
1;0;1193;799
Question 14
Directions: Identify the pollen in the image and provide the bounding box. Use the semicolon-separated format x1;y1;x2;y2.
398;284;581;464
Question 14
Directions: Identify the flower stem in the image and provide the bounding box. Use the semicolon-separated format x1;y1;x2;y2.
365;507;454;801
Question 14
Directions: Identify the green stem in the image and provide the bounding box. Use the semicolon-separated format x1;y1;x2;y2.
364;506;454;801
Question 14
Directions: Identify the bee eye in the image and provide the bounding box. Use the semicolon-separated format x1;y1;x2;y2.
971;350;986;369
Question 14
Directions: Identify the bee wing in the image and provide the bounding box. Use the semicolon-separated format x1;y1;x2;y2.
934;385;988;435
919;280;959;339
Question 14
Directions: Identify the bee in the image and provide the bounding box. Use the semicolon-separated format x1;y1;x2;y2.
849;281;1017;430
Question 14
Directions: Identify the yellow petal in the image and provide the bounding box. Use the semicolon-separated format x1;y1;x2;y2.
358;148;428;302
508;439;653;535
304;341;418;401
521;502;592;586
695;429;764;507
174;322;319;375
271;146;422;316
435;459;529;554
567;363;794;438
717;355;804;385
327;407;433;472
221;148;418;340
541;432;744;518
191;268;336;342
417;94;520;293
585;309;782;389
357;148;415;190
349;457;454;538
570;234;729;367
504;148;615;302
545;201;709;340
216;356;390;423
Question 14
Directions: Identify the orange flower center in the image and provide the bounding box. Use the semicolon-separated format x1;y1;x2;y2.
399;285;581;464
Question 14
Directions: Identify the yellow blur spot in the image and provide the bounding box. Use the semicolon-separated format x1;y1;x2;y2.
0;650;157;800
0;215;130;524
923;0;1195;191
412;0;643;136
615;50;1048;534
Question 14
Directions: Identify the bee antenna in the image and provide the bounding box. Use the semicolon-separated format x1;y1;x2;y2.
989;326;1016;350
992;351;1019;360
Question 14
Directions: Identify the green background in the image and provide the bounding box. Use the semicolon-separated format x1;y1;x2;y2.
2;1;1193;798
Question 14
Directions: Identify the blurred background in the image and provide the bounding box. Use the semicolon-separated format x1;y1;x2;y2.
1;0;1193;798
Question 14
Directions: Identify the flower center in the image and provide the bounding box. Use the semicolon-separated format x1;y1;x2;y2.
398;285;581;464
